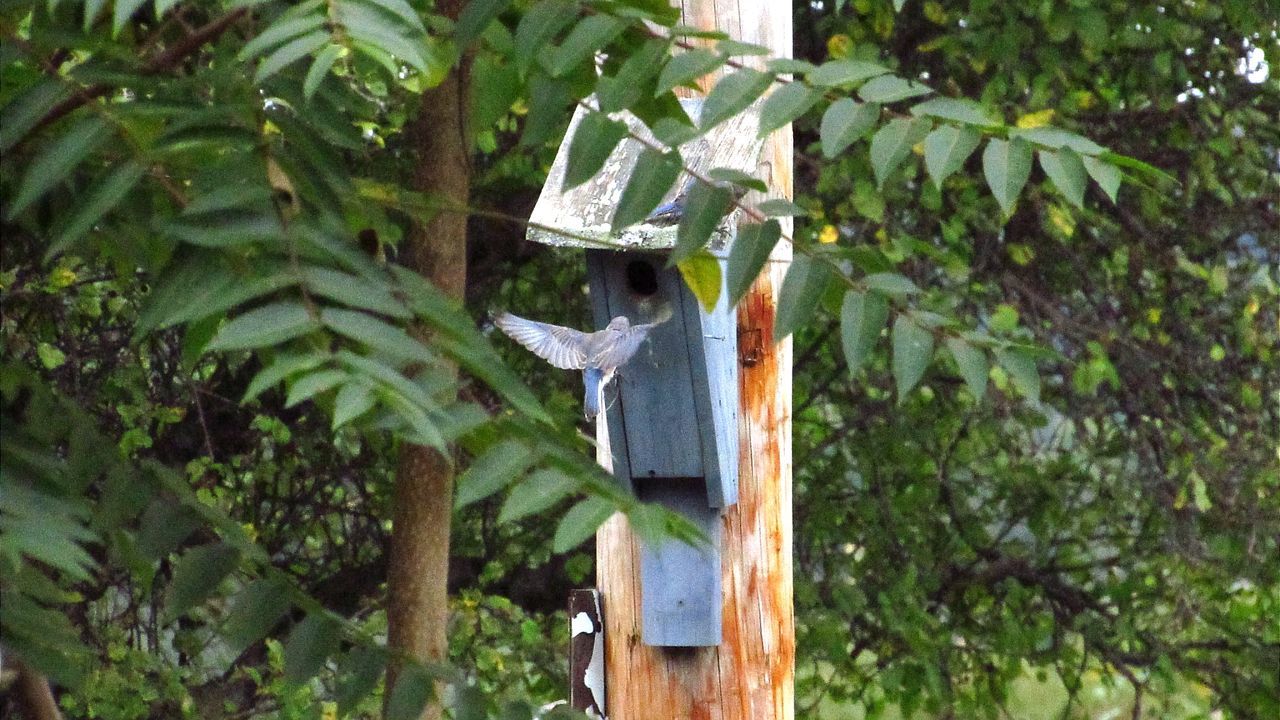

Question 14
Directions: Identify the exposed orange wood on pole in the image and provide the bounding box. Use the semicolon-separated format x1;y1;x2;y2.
595;0;794;715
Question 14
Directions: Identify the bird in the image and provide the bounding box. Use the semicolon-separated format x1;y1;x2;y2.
643;178;750;227
493;312;666;419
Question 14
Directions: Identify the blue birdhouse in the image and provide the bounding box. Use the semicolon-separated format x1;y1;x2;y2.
526;100;764;647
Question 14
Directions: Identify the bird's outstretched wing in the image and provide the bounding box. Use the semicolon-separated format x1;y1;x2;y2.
494;312;589;370
593;319;664;370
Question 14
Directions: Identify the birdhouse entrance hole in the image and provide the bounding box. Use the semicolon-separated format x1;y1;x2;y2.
626;260;659;297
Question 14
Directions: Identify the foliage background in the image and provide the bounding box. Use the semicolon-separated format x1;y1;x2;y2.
1;0;1276;718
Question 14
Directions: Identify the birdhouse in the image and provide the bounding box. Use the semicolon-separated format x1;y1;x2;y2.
526;100;765;647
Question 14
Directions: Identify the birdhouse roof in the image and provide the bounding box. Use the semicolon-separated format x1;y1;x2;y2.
526;98;765;251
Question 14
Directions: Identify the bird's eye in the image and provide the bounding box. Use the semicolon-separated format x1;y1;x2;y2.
626;260;659;297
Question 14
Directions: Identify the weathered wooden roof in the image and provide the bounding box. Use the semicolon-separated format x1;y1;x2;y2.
526;99;765;251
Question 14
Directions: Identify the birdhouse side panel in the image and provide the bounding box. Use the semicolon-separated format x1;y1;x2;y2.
699;267;739;508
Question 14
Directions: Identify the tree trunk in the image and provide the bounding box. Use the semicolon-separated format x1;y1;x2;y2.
383;4;470;717
12;659;63;720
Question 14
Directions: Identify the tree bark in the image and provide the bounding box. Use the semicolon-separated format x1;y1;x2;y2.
12;659;63;720
383;3;470;717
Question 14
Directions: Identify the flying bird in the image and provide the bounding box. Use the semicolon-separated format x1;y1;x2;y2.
494;312;666;419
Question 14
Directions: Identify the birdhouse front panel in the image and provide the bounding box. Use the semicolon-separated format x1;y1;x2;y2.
586;251;705;481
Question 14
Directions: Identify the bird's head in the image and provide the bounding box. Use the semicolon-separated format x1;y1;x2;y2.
606;316;631;332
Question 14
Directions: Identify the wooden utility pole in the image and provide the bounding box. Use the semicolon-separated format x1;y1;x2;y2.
594;0;794;716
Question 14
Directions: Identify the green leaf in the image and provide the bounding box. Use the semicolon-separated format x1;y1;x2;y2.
1097;151;1177;185
321;308;434;364
499;468;578;523
673;183;734;263
707;168;767;193
1010;126;1104;155
863;272;920;295
208;302;321;352
597;39;668;113
869;117;931;188
945;337;988;400
1082;155;1122;203
563;111;628;191
700;69;774;131
774;255;832;340
545;14;624;78
456;440;537;508
455;0;511;46
165;543;240;620
0;81;71;152
304;44;343;100
161;211;284;248
83;0;108;31
222;577;292;656
611;148;682;231
1039;148;1088;208
758;83;821;137
858;75;933;103
389;267;552;424
520;74;571;147
385;663;433;720
285;369;348;408
553;497;615;553
982;137;1033;216
49;160;147;257
840;290;887;374
819;99;879;158
676;250;723;312
717;39;771;56
332;381;376;428
302;266;410;319
923;125;981;188
255;30;329;83
336;646;386;715
757;198;807;217
242;353;327;402
892;315;934;401
808;59;890;87
655;49;724;95
995;348;1040;403
340;2;429;72
909;97;997;126
284;614;341;684
238;14;327;61
113;0;148;35
726;220;781;304
8;117;111;218
514;0;576;71
356;0;426;33
144;274;221;329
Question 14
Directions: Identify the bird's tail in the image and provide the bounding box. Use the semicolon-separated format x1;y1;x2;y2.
583;368;603;420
